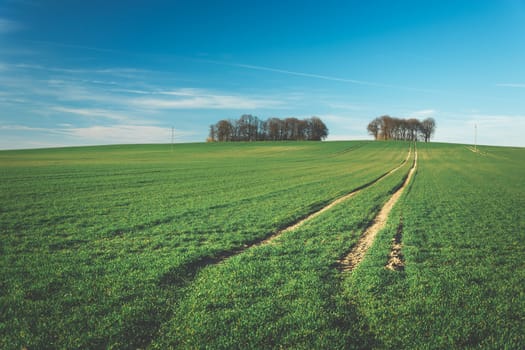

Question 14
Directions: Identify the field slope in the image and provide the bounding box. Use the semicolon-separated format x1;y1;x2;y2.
1;141;523;349
346;143;525;348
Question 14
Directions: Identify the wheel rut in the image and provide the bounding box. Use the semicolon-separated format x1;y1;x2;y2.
254;147;411;246
337;148;417;272
154;148;414;348
385;218;405;271
465;146;486;155
159;148;413;289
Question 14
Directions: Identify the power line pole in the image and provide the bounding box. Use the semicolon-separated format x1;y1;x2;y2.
474;124;477;152
171;126;174;152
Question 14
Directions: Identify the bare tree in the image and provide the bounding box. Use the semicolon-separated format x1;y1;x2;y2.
297;119;308;141
284;117;300;140
407;118;420;141
379;115;395;140
216;120;234;141
308;117;328;141
367;118;381;140
266;118;281;141
420;117;436;142
209;115;329;142
367;115;436;142
207;124;216;142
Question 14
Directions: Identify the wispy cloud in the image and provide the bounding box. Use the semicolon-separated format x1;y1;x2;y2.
5;64;284;111
0;124;64;133
51;106;137;123
158;89;202;97
65;125;193;144
12;63;147;76
110;88;152;95
132;89;283;110
409;109;437;118
24;40;122;54
0;124;196;149
320;114;372;141
202;60;440;93
496;83;525;88
469;113;525;126
431;112;525;147
324;102;368;111
0;18;21;33
202;60;385;87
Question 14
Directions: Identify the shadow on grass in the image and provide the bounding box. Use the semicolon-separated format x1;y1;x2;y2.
158;255;226;288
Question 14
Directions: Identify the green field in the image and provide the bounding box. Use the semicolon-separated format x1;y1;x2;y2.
1;141;523;349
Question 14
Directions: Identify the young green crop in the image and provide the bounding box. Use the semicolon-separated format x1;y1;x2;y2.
150;146;415;349
345;143;525;349
0;141;409;349
3;142;521;349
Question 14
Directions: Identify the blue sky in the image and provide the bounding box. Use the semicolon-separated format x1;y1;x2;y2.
1;0;524;149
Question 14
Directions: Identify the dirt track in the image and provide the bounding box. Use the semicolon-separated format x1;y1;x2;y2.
465;146;486;155
260;147;412;246
338;148;417;272
181;147;413;272
385;219;404;271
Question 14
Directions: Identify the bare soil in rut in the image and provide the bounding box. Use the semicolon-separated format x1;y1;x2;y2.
260;147;412;246
338;148;417;272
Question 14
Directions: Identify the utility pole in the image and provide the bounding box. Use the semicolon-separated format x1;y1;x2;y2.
474;124;477;152
171;126;174;152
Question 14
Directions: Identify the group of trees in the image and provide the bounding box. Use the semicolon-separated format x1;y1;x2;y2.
208;115;329;142
206;113;434;143
367;115;436;142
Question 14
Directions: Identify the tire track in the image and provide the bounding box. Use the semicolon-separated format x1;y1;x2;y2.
260;147;412;245
150;148;413;349
337;148;417;272
465;146;486;155
159;147;413;288
385;218;404;271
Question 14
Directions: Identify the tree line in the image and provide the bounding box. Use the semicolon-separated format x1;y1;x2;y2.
208;115;329;142
367;115;436;142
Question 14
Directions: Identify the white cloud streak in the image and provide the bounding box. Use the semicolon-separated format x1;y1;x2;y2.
230;63;380;86
132;89;283;110
432;112;525;147
202;60;440;93
51;106;135;123
4;63;286;111
0;124;64;133
24;40;123;54
409;109;437;118
324;102;367;111
469;113;525;126
12;63;146;76
0;124;196;149
0;18;21;33
202;60;392;87
496;83;525;88
66;125;192;144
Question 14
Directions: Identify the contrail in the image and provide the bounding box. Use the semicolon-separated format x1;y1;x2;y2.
199;59;385;87
229;63;383;86
200;59;439;93
20;40;437;93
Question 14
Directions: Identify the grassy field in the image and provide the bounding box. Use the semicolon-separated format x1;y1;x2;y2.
1;141;523;349
346;143;525;349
